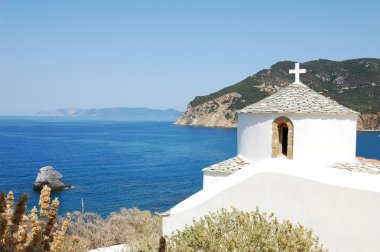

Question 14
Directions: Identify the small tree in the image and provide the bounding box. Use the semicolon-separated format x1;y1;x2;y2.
0;185;75;252
166;207;327;252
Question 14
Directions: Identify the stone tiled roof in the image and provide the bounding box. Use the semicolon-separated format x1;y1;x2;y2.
330;158;380;175
203;156;380;176
238;82;359;114
202;156;250;174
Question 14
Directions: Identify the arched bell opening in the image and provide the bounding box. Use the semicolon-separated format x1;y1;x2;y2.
272;117;294;159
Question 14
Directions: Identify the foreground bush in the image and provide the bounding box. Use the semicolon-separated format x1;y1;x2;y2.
166;208;327;252
0;185;73;252
63;208;161;252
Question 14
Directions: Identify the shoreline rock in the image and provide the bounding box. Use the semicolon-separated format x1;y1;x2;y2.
175;92;242;128
33;166;71;191
357;112;380;131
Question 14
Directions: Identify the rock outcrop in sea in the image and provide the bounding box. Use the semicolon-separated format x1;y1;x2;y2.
33;166;71;190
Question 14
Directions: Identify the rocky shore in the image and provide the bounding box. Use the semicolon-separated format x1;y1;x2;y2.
357;112;380;131
175;92;242;128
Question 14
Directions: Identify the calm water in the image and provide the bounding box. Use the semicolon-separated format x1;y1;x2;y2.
0;117;379;216
0;117;236;216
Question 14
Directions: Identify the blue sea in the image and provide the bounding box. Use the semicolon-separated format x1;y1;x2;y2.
0;117;379;217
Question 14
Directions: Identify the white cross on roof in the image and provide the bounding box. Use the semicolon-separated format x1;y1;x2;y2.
289;63;306;84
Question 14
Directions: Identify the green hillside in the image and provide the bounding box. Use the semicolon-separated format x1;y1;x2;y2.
190;58;380;113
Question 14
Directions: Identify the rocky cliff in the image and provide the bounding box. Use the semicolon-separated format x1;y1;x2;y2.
176;58;380;130
175;92;243;128
358;112;380;131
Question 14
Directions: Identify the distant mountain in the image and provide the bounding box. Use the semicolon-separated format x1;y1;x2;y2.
176;58;380;130
36;107;183;120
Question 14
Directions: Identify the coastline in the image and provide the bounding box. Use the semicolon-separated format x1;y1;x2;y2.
172;122;236;129
174;122;380;132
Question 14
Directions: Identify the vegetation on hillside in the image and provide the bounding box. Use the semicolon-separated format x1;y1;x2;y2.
190;58;380;113
190;76;267;111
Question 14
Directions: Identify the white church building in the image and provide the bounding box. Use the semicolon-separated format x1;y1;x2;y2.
162;63;380;251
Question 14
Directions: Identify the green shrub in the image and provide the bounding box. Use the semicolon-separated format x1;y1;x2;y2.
166;207;327;252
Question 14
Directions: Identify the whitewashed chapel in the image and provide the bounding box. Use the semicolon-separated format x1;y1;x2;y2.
162;63;380;252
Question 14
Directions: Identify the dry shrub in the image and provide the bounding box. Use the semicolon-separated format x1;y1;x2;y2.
0;186;74;252
166;207;327;252
63;208;161;252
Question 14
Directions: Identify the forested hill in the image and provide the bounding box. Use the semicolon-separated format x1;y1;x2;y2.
176;58;380;130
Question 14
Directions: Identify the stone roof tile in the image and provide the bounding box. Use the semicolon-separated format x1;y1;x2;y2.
202;156;249;174
330;158;380;174
238;83;359;115
203;157;380;176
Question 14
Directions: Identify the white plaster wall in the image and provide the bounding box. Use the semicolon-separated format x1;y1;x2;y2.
237;113;357;163
203;171;229;189
162;159;380;252
237;113;273;161
291;113;357;163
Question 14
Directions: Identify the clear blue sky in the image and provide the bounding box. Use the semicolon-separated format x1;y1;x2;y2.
1;0;379;115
